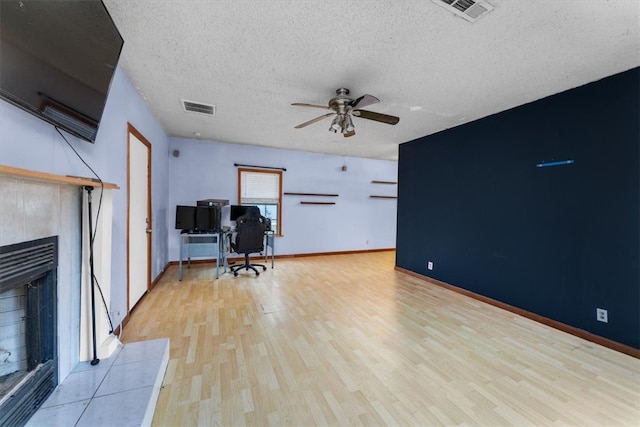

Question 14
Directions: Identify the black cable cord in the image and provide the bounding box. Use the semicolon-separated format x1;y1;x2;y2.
55;128;104;242
56;127;115;333
92;274;115;333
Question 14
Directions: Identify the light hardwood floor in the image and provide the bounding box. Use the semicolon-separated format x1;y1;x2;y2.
121;251;640;426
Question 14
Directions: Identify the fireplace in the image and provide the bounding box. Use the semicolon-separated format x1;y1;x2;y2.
0;236;58;427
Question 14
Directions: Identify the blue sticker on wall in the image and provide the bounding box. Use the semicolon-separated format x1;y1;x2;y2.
535;159;575;168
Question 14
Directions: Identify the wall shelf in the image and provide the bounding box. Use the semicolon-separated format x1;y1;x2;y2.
300;201;336;205
369;195;397;199
0;164;119;189
371;180;397;185
284;192;339;197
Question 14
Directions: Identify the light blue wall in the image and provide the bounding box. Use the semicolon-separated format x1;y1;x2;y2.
0;67;170;327
1;65;398;328
168;138;397;261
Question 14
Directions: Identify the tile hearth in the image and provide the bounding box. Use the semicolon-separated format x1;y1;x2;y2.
25;338;169;427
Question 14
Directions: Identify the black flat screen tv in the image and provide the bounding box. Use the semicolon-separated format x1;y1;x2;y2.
0;0;124;142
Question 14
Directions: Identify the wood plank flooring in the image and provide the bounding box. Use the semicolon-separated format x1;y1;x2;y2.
121;251;640;426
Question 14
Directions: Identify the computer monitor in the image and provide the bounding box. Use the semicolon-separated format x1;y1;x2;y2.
230;205;250;221
175;205;221;232
175;205;196;230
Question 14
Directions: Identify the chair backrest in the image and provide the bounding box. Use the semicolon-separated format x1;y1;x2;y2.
242;205;262;220
234;210;265;254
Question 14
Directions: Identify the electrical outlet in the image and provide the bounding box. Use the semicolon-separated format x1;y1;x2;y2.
596;308;608;323
427;261;433;270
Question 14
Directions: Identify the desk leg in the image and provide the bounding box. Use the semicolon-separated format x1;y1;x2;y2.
220;233;228;274
179;242;184;281
215;239;219;280
266;235;274;269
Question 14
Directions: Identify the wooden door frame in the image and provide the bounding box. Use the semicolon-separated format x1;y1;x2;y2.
126;123;152;312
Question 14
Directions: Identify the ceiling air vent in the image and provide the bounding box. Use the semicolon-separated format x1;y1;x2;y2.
181;99;216;116
432;0;494;23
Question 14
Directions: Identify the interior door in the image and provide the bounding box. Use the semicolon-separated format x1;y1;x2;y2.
127;124;152;311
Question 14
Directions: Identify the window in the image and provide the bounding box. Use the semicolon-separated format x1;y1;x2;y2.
238;168;282;235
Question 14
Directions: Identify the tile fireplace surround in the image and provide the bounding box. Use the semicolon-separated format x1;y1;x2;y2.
0;166;169;426
0;169;86;382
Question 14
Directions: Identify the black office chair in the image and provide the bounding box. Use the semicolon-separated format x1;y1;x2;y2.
230;207;267;276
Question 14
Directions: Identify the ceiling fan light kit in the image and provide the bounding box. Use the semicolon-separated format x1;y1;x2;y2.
330;116;341;133
292;88;399;137
344;115;355;132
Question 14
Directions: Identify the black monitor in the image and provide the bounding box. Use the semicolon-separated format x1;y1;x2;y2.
194;205;221;232
230;205;250;221
175;205;222;232
175;205;196;231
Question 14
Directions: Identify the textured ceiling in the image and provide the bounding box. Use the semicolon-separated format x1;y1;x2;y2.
103;0;640;161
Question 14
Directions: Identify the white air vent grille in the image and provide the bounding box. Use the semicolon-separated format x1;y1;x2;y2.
181;99;216;116
432;0;494;22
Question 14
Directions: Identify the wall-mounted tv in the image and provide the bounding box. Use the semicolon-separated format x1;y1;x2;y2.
0;1;124;142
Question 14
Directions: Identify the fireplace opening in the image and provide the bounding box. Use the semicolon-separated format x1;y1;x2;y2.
0;236;58;427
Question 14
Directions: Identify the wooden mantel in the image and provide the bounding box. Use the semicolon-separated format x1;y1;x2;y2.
0;164;119;189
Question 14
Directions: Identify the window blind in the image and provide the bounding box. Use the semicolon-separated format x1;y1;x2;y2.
240;171;280;204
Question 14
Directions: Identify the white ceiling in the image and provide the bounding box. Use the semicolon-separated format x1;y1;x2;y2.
102;0;640;161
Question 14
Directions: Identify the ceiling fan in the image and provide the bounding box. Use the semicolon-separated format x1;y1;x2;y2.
292;88;399;137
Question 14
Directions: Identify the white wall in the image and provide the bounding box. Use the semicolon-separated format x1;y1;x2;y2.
168;138;398;260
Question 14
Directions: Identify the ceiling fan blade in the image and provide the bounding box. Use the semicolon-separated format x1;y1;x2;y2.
294;112;335;129
349;94;380;110
343;130;356;138
352;109;399;125
291;103;331;110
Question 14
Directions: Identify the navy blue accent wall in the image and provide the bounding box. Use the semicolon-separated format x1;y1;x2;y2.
396;67;640;349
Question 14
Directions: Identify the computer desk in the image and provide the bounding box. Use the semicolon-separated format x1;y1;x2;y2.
179;229;274;280
178;232;226;280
